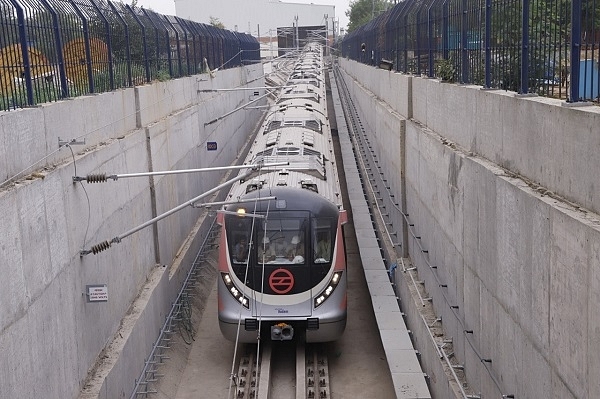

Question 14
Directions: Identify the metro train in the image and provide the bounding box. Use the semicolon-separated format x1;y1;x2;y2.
217;43;348;343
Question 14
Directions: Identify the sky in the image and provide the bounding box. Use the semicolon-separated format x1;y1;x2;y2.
134;0;352;31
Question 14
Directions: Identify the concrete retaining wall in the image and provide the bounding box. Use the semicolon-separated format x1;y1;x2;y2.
0;64;265;399
338;58;600;399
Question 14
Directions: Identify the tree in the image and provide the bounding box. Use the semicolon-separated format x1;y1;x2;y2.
346;0;393;33
209;16;225;29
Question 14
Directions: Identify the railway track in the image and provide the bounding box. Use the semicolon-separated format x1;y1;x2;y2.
232;342;331;399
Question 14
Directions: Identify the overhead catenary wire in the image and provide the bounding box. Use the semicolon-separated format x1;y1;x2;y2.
226;163;272;399
81;168;255;256
205;91;272;126
198;86;285;92
224;50;303;397
73;162;289;183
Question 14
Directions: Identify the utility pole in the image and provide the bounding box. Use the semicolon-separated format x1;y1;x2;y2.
332;17;336;43
294;15;299;49
324;13;328;55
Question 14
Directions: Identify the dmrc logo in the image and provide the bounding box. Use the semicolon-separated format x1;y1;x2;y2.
268;268;295;294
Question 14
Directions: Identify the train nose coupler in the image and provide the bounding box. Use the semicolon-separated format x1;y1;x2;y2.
271;323;294;340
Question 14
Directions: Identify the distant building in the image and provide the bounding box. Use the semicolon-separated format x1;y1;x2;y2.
174;0;336;59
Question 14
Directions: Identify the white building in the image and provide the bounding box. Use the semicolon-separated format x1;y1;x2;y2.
174;0;336;58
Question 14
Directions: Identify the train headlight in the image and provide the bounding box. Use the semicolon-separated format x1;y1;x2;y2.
221;273;249;309
314;271;343;308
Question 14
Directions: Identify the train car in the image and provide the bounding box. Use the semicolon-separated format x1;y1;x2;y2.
217;43;348;343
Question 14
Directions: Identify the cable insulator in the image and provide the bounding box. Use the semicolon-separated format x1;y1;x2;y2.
91;241;111;254
87;173;107;183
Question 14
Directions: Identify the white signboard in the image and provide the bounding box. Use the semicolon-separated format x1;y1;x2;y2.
86;285;108;302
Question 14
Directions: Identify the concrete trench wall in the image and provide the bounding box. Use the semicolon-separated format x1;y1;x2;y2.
337;58;600;399
0;64;265;399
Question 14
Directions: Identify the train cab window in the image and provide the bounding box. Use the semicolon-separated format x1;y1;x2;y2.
232;235;249;264
226;217;252;265
258;217;307;264
313;219;334;264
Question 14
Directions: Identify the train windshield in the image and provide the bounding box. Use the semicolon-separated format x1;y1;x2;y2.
225;210;335;267
257;216;307;264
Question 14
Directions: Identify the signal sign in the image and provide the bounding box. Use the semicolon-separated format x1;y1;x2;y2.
207;141;217;151
269;268;295;294
86;284;108;302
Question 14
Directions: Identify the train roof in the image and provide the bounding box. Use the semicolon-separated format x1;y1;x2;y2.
225;186;341;217
223;42;342;212
278;84;323;105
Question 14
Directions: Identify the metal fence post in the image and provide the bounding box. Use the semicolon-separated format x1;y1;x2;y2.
484;0;491;88
89;0;116;91
108;1;133;87
416;7;423;75
39;0;69;98
442;0;449;60
569;0;582;102
125;4;150;84
461;0;469;83
428;4;435;78
164;17;183;77
9;0;34;106
520;0;529;94
69;0;95;93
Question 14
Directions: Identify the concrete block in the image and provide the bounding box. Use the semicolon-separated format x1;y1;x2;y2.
589;228;600;399
367;280;396;297
354;227;377;241
365;269;392;282
375;311;408;331
0;107;45;180
372;295;401;313
359;247;385;270
352;213;373;227
0;193;26;329
380;329;414;350
548;209;589;399
391;372;431;399
386;348;424;373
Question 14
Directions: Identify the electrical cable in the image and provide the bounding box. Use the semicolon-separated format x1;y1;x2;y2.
225;51;303;396
226;164;267;399
66;144;92;252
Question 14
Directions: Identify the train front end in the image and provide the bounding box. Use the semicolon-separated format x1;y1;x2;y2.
217;187;347;343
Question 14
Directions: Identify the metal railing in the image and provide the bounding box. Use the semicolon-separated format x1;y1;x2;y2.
0;0;260;112
341;0;600;103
